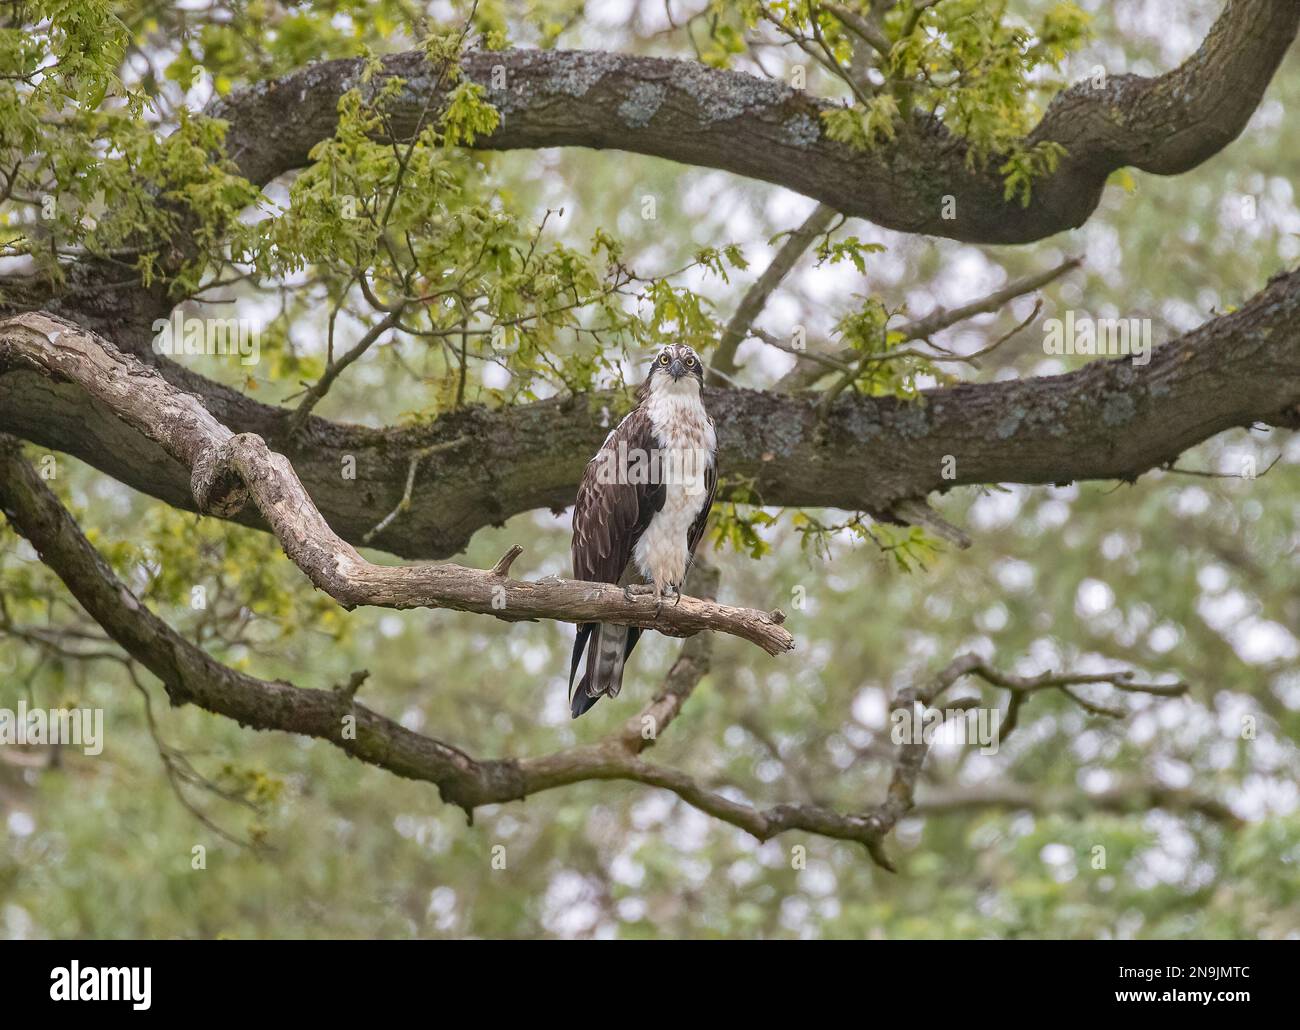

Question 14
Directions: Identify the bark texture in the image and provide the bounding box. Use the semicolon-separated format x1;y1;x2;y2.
0;312;793;653
5;266;1298;560
212;0;1299;244
0;445;1188;858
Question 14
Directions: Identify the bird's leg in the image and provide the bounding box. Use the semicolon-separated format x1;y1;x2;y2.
647;578;670;619
650;580;684;618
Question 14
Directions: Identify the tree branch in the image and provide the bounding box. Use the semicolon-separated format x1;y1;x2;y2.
708;202;838;385
0;442;1191;863
4;260;1298;560
777;256;1082;391
205;2;1297;246
285;307;404;434
0;315;794;655
913;781;1241;826
6;3;1292;475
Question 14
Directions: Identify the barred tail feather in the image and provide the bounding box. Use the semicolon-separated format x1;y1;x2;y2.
569;623;641;719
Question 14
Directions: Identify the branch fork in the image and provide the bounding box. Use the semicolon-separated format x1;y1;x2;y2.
1;313;794;655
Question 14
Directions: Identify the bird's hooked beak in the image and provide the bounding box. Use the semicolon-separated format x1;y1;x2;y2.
669;358;685;380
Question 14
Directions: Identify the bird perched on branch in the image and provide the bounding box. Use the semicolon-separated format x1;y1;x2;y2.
568;344;717;718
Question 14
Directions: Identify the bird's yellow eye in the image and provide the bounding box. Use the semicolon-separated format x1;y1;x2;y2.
659;353;670;364
685;356;695;367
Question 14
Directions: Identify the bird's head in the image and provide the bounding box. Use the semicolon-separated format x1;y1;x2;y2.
644;343;703;395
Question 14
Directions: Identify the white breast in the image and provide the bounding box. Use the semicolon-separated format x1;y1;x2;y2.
634;381;716;591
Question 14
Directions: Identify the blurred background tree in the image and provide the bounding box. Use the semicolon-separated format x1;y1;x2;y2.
0;0;1297;939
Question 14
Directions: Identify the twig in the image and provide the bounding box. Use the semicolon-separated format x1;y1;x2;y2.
0;450;1194;866
890;497;970;549
709;203;839;385
1165;454;1282;480
286;308;404;434
781;256;1081;391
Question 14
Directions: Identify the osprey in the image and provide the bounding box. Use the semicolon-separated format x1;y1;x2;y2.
568;344;717;718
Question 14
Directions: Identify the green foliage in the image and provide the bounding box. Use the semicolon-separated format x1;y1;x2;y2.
790;511;941;571
1001;139;1067;206
712;502;777;560
814;233;885;274
885;0;1089;166
750;0;1091;200
822;94;900;149
1;0;1296;942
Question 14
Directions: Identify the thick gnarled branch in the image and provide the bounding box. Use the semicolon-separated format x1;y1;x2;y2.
0;313;793;655
0;442;1196;862
4;261;1299;561
10;1;1290;346
210;1;1298;246
0;450;888;846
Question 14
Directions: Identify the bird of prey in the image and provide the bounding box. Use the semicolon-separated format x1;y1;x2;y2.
568;344;717;718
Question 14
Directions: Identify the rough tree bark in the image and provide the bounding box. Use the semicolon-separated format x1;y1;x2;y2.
0;313;794;653
4;267;1298;560
0;0;1292;860
0;439;1190;862
2;1;1295;561
209;1;1298;244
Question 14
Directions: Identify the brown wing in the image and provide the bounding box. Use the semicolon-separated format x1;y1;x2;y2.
571;406;664;584
686;430;717;559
